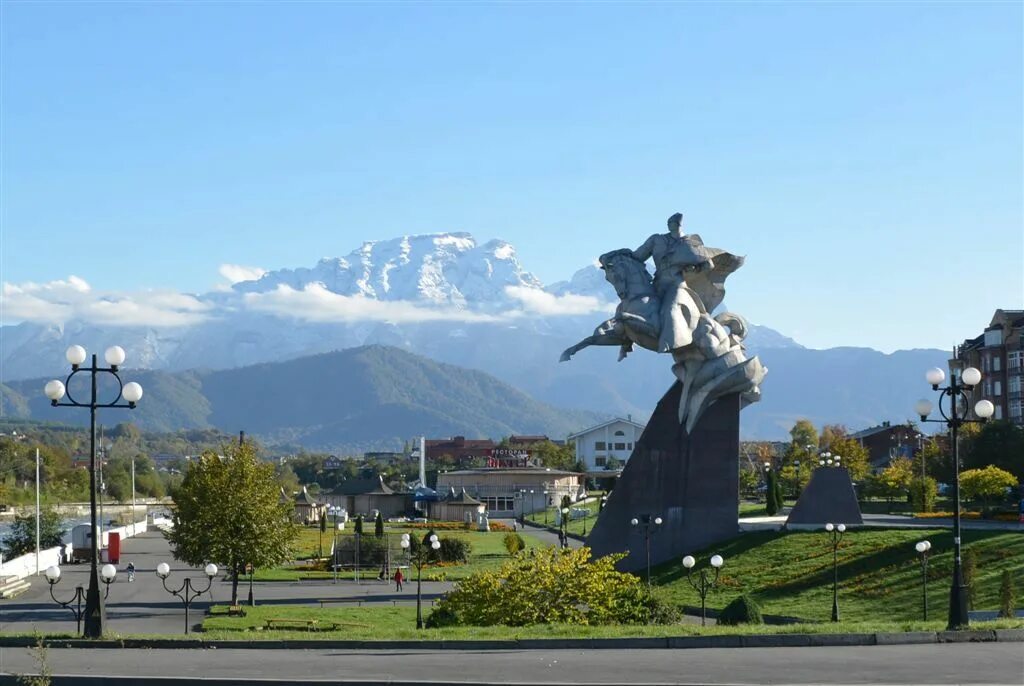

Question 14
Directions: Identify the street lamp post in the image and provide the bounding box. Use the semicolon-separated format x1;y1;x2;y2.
682;554;723;626
543;490;550;525
559;506;570;548
825;523;846;622
630;514;662;588
44;345;143;638
45;564;117;635
400;533;440;629
328;506;341;584
156;562;218;634
915;540;932;621
915;365;994;630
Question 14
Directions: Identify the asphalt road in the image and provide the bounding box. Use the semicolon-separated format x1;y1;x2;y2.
0;643;1021;685
0;531;453;635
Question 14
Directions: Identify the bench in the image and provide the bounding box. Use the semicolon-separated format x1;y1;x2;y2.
317;599;364;608
265;618;327;632
228;605;246;617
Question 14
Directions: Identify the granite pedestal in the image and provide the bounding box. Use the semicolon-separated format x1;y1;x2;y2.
586;383;740;572
785;466;863;529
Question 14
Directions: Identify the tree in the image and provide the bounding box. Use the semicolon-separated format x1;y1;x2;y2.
765;469;779;516
531;441;578;471
824;435;871;482
964;421;1024;482
789;420;818;454
960;466;1018;510
872;458;914;510
1;507;65;559
166;441;299;605
909;476;938;513
374;512;384;538
354;515;364;536
999;569;1015;619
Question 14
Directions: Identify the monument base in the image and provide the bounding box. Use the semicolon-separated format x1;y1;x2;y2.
586;383;740;572
784;467;863;528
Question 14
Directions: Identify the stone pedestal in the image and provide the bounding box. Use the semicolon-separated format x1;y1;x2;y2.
586;383;740;572
785;467;863;529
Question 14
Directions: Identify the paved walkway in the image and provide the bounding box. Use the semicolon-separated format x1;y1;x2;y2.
1;643;1021;684
0;532;453;636
739;513;1024;531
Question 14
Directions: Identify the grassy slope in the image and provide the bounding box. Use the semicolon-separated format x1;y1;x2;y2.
650;528;1024;623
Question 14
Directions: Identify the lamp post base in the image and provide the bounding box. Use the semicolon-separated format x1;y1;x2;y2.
948;576;970;630
82;569;106;638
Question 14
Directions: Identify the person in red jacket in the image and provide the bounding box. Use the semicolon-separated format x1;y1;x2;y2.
393;568;404;591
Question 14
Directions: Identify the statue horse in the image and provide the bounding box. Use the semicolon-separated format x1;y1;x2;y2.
560;248;766;432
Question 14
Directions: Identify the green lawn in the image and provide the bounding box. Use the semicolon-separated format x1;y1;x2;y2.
650;528;1024;623
525;499;601;536
253;526;546;581
199;603;1024;640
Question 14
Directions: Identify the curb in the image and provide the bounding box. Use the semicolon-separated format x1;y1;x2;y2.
1;630;1021;651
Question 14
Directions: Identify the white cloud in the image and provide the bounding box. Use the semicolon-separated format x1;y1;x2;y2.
503;285;609;316
242;283;501;324
1;276;212;328
218;264;267;285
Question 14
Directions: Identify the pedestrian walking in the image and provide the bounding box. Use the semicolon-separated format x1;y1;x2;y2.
394;568;404;591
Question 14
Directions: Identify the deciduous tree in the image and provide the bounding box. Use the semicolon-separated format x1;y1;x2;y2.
960;465;1018;510
166;441;299;605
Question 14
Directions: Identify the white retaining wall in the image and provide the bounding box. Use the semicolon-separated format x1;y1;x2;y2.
0;518;152;580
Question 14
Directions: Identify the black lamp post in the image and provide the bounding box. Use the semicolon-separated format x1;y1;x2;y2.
915;539;932;621
825;522;846;622
682;554;723;626
156;562;218;634
915;364;994;630
630;514;662;588
401;532;440;629
559;506;570;548
44;345;143;638
45;564;117;635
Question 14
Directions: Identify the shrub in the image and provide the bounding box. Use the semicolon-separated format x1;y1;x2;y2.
424;605;461;628
765;471;779;516
433;546;648;626
438;537;471;563
909;476;938;513
646;594;682;625
717;594;764;626
503;532;526;556
999;569;1016;619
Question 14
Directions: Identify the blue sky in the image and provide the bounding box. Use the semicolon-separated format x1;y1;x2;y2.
1;1;1021;351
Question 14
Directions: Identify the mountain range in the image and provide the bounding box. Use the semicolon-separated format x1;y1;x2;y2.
1;232;948;442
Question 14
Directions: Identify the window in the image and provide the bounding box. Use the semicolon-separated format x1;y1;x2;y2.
614;442;626;450
595;456;607;467
614;430;625;436
994;381;1002;396
983;356;991;372
995;404;1003;420
1010;400;1023;419
1010;376;1021;394
994;356;1002;372
1009;351;1023;370
627;443;633;450
594;441;606;450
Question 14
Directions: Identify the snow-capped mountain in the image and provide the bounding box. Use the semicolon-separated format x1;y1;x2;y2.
233;233;543;310
3;230;945;441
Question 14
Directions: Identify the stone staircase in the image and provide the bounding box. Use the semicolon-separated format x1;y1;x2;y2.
0;575;32;599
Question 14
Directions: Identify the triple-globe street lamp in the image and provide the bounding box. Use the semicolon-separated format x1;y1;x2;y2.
915;365;994;630
44;344;143;638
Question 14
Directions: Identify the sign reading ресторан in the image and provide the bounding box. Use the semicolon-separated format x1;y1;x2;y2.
324;456;343;470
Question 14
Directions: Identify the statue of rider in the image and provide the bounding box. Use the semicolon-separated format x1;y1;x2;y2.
631;213;714;353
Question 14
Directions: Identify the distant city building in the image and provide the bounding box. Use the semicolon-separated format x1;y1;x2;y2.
435;468;583;518
955;309;1024;425
321;475;412;519
849;421;923;472
425;436;496;463
568;417;646;473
